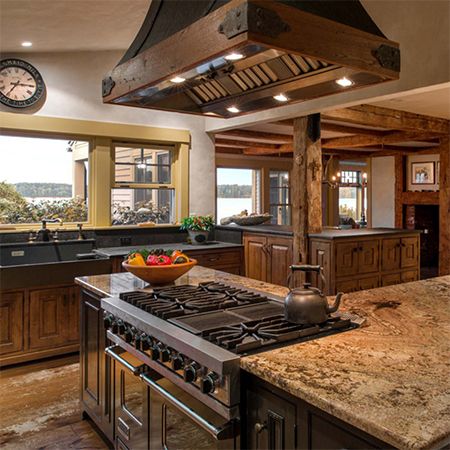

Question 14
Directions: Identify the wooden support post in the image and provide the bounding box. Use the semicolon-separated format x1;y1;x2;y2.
394;155;404;228
292;114;323;282
439;136;450;275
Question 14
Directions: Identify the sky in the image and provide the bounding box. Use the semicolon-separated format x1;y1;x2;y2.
216;167;253;185
0;135;79;184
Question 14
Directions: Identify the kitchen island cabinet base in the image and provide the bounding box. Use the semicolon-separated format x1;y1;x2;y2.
242;372;392;450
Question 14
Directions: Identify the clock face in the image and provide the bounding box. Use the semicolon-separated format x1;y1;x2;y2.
0;59;45;108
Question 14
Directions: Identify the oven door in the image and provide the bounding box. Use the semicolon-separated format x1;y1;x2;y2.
106;346;149;450
140;371;239;450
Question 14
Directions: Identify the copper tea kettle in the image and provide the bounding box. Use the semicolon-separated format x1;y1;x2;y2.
284;265;343;325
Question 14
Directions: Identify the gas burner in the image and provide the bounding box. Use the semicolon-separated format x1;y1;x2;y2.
203;315;352;354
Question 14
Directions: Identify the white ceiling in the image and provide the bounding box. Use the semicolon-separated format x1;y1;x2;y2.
370;86;450;120
0;0;151;53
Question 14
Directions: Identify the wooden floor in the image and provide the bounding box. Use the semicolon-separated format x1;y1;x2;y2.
0;355;109;450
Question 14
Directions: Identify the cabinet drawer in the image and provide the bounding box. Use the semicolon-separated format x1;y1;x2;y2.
381;272;402;287
358;275;379;291
401;270;418;283
336;279;358;293
187;249;242;267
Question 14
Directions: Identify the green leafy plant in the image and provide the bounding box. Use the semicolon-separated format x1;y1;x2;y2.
180;215;214;231
0;181;87;224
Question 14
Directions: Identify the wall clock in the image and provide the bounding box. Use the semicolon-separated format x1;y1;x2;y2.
0;58;45;108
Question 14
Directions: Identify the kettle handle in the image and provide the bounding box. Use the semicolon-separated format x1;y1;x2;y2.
287;265;326;290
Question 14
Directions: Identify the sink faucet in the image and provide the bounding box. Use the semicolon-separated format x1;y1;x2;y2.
38;218;63;241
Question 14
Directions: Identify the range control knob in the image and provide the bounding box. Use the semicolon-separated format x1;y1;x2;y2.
159;345;170;363
103;314;114;330
200;372;219;394
149;345;160;361
170;354;184;371
183;362;200;382
140;335;151;352
111;320;119;334
117;320;126;335
134;333;141;349
124;327;133;344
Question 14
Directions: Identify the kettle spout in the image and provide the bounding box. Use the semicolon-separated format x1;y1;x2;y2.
327;292;343;314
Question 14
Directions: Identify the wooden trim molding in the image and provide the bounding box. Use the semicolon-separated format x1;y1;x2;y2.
439;137;450;275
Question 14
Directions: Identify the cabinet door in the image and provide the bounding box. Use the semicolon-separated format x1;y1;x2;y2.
0;291;24;355
335;242;358;277
358;240;379;274
66;286;80;343
335;279;358;294
244;234;268;282
358;276;379;291
401;270;418;283
267;236;293;287
401;237;419;268
246;386;296;450
382;238;401;272
29;287;68;350
309;240;331;294
80;290;114;440
381;273;402;287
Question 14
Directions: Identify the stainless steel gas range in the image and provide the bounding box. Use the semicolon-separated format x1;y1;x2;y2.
101;281;359;450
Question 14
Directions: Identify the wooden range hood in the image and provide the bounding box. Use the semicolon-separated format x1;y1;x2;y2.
102;0;400;118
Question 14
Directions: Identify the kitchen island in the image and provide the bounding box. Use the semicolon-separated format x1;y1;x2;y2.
76;268;450;450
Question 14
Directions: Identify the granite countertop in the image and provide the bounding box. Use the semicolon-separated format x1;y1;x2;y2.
94;241;243;257
76;268;450;450
308;227;421;239
216;224;293;236
217;224;420;239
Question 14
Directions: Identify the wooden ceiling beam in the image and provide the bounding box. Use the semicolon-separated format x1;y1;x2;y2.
216;129;293;143
215;138;281;149
323;104;450;134
321;131;442;149
215;146;243;154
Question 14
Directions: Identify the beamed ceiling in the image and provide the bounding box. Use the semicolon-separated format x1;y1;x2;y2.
214;104;450;159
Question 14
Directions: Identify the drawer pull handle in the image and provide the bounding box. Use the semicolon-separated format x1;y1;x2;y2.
208;257;219;262
255;422;267;433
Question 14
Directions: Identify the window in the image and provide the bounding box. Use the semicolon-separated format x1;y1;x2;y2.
216;168;260;222
269;170;291;225
111;144;176;225
338;169;367;222
0;134;89;225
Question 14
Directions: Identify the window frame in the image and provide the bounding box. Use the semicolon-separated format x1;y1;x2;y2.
111;141;178;226
0;112;190;231
215;154;292;224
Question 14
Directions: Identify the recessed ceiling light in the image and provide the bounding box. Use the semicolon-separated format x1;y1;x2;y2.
273;93;288;102
21;41;33;47
225;53;243;61
227;106;240;113
336;77;353;87
170;76;185;84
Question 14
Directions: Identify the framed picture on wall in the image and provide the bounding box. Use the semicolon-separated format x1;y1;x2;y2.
411;161;435;185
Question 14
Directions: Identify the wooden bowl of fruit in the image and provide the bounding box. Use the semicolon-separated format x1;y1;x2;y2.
122;249;197;285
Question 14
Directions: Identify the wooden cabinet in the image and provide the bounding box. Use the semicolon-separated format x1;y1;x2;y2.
0;291;24;355
244;234;293;286
244;372;390;450
0;284;80;366
310;232;420;295
244;235;268;282
29;287;67;350
246;383;297;450
80;289;114;441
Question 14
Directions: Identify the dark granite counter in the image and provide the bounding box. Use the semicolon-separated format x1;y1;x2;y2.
216;224;293;236
308;227;421;239
76;268;450;450
95;241;243;258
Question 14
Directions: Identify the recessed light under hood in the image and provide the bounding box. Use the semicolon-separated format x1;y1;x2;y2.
102;0;400;118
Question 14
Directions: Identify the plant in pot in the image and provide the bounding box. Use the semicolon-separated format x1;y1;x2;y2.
180;215;214;245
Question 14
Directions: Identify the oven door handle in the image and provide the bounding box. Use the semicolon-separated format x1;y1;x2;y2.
140;372;236;440
105;345;145;375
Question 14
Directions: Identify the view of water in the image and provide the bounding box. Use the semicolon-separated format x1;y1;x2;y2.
217;198;253;222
